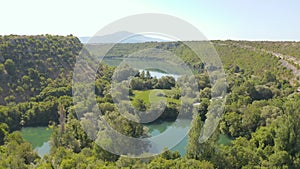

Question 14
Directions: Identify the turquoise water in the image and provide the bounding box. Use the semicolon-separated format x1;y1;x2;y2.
20;122;231;157
145;119;190;156
20;127;52;157
145;120;232;156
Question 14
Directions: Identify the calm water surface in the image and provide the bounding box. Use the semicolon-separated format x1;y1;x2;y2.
20;127;52;157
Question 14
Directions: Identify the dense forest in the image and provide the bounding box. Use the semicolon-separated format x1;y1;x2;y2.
1;35;300;168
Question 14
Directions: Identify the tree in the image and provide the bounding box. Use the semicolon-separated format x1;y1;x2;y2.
175;159;214;169
186;112;203;160
133;99;146;111
0;64;4;73
243;81;259;100
268;151;290;168
219;111;241;137
155;76;175;89
146;70;151;79
0;132;39;168
112;64;138;82
0;123;9;145
260;105;282;126
255;85;273;100
4;59;15;74
219;137;260;168
274;100;300;156
140;70;145;79
263;71;277;83
241;105;261;138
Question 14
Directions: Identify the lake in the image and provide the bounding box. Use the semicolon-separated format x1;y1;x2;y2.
145;120;232;156
20;127;52;157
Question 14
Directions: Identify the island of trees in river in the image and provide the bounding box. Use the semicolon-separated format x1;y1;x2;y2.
1;35;300;168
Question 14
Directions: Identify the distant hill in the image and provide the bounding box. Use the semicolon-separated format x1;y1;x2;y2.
79;31;169;44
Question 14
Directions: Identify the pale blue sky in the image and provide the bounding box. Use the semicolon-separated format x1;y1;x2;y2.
1;0;300;40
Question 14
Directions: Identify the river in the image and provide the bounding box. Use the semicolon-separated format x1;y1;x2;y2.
20;66;231;157
20;123;231;157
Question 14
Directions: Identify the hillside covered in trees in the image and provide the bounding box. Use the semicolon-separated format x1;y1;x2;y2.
0;35;82;104
1;35;300;168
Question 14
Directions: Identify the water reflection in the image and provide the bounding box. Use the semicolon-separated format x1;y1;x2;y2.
144;119;191;155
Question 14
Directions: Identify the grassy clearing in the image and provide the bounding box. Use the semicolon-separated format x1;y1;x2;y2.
131;89;180;105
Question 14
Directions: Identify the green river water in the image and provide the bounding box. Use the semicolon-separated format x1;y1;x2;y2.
20;127;52;157
20;121;231;157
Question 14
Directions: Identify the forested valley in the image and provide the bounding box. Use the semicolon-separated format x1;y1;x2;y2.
1;35;300;168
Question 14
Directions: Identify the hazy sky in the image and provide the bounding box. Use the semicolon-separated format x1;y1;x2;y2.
1;0;300;40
